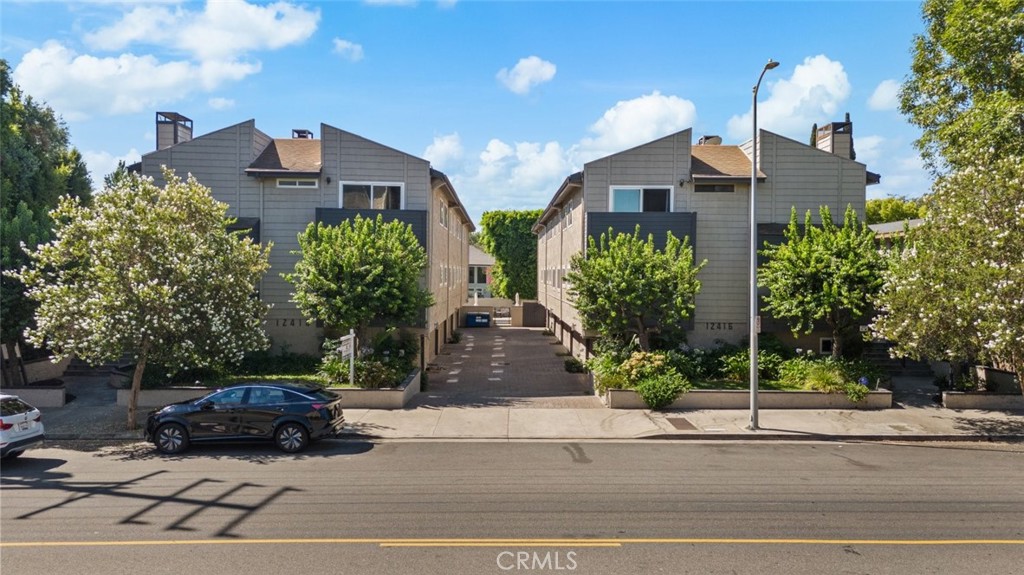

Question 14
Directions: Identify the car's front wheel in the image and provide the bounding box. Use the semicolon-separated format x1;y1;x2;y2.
3;450;23;460
154;422;190;454
274;422;309;453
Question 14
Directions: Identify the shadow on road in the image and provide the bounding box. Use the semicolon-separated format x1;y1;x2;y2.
84;439;376;463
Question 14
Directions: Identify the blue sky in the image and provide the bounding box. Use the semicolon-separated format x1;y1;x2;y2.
2;0;930;224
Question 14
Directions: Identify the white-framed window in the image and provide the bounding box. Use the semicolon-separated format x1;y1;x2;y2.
340;182;403;209
609;186;672;212
563;201;573;229
819;338;834;355
278;178;319;189
439;201;449;228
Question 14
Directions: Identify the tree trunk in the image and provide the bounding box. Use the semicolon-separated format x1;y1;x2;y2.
634;317;649;351
127;353;147;430
829;317;843;360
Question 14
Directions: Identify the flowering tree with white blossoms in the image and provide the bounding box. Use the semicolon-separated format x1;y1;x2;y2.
9;168;272;428
871;157;1024;391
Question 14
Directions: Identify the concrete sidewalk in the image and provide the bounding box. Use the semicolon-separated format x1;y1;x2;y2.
36;375;1024;443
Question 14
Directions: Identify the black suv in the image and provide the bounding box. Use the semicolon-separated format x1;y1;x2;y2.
145;382;345;454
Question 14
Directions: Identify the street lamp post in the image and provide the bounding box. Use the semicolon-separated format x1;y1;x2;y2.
749;59;779;431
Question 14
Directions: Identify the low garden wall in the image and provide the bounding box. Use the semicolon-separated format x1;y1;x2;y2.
115;370;422;410
0;384;66;407
23;356;72;383
600;388;892;410
942;392;1024;410
331;369;420;409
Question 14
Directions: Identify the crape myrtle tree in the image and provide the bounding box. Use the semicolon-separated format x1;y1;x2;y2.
759;205;884;359
871;0;1024;390
9;169;272;428
479;209;543;300
566;227;705;351
871;157;1024;388
284;214;433;343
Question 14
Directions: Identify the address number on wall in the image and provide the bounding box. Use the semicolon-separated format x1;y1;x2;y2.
704;322;736;331
271;318;306;327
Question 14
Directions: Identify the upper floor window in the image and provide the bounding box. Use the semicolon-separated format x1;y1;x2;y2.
278;178;319;189
439;202;449;228
341;182;402;210
610;187;671;212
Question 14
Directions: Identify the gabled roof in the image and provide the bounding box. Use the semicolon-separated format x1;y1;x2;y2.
431;168;476;233
246;138;321;177
469;244;495;267
691;145;765;181
533;171;583;232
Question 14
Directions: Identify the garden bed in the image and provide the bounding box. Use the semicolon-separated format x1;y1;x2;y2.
115;370;421;409
599;387;892;410
329;369;421;409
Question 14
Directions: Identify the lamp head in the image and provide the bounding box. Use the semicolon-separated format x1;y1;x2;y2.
765;59;780;70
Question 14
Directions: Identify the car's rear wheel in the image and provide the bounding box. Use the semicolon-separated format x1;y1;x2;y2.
275;422;308;453
4;450;23;459
154;422;189;454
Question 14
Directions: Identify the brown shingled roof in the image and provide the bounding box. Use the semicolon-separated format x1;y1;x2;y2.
246;139;321;176
691;145;765;180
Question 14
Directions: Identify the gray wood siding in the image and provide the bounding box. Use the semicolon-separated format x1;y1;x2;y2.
141;120;269;219
320;124;431;211
582;129;692;213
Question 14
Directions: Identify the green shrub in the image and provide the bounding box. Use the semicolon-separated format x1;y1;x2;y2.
564;357;587;373
635;373;690;410
449;330;462;344
619;351;670;384
800;359;872;403
352;359;406;389
718;349;783;382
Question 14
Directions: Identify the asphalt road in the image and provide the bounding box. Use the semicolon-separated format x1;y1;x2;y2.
2;440;1022;575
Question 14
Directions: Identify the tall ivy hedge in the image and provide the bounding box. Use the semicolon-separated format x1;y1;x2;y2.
479;209;543;300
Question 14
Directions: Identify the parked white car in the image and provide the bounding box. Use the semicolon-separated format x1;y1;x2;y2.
1;394;45;459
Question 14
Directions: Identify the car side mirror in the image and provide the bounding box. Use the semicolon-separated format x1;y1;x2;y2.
199;400;215;410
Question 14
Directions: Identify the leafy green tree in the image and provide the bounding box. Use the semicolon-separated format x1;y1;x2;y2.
285;214;433;342
566;227;705;351
479;209;543;299
104;160;132;189
759;205;884;359
1;59;92;345
9;169;271;428
876;0;1024;390
900;0;1024;174
871;156;1024;388
865;196;927;224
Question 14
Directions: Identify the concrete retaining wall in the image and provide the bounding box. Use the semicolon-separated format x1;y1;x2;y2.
116;370;421;410
601;388;892;410
0;385;66;407
23;356;72;383
942;392;1024;410
332;370;420;409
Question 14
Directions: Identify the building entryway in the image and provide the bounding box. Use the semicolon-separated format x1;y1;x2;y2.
410;326;601;408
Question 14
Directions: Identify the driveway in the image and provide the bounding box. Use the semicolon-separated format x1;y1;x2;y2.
410;327;601;408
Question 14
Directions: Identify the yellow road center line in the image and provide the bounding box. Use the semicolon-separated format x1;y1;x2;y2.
3;538;1023;548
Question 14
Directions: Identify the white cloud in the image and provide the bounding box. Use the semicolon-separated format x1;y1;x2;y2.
496;56;556;95
12;1;319;119
208;97;235;110
13;41;259;119
868;79;901;111
84;0;320;61
333;38;365;62
82;147;141;193
575;91;697;162
727;55;851;142
854;135;885;164
423;133;464;170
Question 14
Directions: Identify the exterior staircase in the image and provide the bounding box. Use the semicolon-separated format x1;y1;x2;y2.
64;355;133;377
863;341;934;378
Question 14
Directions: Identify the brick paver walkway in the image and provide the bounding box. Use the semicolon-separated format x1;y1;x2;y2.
410;327;601;408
